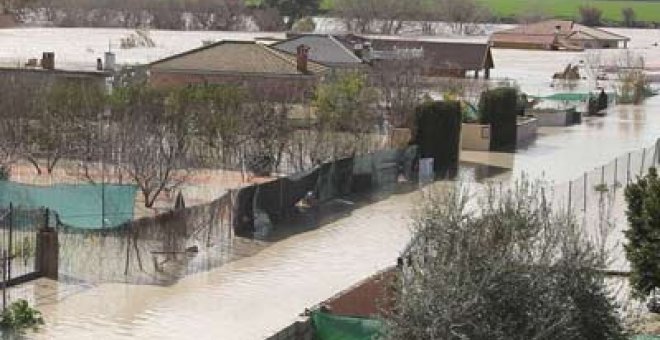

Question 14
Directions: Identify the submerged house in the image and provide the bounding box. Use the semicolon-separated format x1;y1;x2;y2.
342;35;494;79
490;20;630;50
271;34;365;70
149;40;328;101
0;52;112;91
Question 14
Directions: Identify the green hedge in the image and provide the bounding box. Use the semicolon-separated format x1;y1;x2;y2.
415;101;461;179
479;87;519;152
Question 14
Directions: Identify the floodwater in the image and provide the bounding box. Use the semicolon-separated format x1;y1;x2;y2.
1;26;660;339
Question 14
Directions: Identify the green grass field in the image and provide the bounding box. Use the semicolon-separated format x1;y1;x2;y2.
250;0;660;24
477;0;660;23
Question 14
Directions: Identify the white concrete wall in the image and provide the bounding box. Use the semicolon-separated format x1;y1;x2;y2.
461;123;491;151
532;110;571;127
516;117;538;147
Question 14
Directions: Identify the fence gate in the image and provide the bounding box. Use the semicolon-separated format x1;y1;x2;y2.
0;205;47;307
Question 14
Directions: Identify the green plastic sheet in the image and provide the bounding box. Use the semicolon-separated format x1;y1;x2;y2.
312;311;383;340
0;181;137;229
532;92;615;102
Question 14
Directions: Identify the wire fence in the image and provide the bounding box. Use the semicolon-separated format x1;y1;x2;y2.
554;138;660;272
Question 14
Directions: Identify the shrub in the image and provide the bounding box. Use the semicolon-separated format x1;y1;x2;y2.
622;7;636;28
580;6;603;27
0;165;9;181
478;87;519;151
414;101;461;178
0;299;44;332
625;167;660;299
292;17;316;32
385;180;625;340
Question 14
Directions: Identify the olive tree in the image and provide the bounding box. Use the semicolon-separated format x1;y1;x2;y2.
625;167;660;299
385;180;625;340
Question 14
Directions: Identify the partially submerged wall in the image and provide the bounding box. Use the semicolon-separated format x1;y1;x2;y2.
461;123;491;152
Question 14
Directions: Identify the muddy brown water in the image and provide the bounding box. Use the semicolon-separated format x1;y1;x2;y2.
1;26;659;339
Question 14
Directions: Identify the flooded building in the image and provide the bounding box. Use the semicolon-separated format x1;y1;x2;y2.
0;52;112;90
272;34;366;70
148;40;328;101
343;35;494;79
490;20;630;50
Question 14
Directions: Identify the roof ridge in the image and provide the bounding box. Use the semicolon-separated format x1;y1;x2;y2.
328;35;363;63
258;43;301;70
150;40;257;67
258;43;329;73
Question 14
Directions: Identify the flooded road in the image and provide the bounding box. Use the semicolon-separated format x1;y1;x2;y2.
1;27;659;339
29;190;416;339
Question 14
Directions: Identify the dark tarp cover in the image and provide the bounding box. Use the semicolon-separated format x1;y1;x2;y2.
233;185;257;237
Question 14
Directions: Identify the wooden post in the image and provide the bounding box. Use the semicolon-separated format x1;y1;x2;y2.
36;218;58;280
2;250;7;311
7;203;12;283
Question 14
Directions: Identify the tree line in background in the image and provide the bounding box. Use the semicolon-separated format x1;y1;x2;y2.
3;0;491;34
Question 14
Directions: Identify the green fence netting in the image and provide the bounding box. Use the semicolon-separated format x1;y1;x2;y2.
633;336;660;340
0;182;137;229
311;311;383;340
531;92;616;102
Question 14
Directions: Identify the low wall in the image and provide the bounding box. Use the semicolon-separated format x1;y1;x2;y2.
322;267;397;317
266;318;313;340
531;109;572;127
461;123;491;152
517;117;538;147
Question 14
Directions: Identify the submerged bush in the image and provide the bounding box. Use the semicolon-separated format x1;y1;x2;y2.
0;299;44;332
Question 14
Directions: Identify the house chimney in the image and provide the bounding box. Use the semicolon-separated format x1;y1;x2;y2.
104;51;116;71
41;52;55;70
296;44;310;74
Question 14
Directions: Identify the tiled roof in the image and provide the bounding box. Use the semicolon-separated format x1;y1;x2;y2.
490;33;556;46
272;35;363;65
491;20;630;43
150;41;328;75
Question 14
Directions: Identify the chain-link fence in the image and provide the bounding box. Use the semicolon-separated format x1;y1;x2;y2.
554;138;660;272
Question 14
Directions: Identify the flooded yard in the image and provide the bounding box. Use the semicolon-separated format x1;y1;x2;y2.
1;26;660;339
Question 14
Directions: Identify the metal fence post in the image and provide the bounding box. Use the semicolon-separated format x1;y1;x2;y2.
641;148;647;175
601;165;605;185
2;250;6;311
583;173;587;212
8;203;12;284
627;152;632;184
614;158;618;184
568;181;572;212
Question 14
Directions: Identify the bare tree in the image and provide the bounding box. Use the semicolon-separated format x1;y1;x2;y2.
334;0;423;34
372;58;423;129
622;7;635;28
436;0;490;35
579;6;603;27
110;84;191;208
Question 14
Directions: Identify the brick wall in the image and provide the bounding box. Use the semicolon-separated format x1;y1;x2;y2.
322;267;397;317
149;71;318;102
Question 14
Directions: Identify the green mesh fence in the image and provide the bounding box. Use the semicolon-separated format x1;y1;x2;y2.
531;92;615;102
632;336;660;340
0;182;137;229
311;311;383;340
